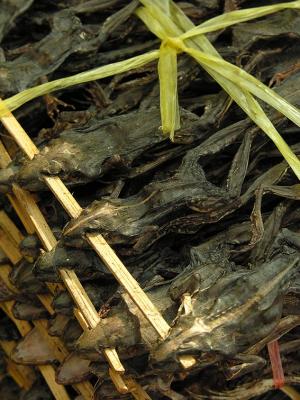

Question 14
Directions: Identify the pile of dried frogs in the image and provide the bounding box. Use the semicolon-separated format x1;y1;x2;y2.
0;0;300;399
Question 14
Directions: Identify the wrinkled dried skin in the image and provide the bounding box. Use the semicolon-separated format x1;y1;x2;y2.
0;10;89;96
78;226;299;372
232;9;300;50
33;244;114;282
10;259;48;294
48;313;70;337
12;298;48;320
52;282;107;315
63;152;239;253
63;318;82;352
0;108;203;192
56;352;91;384
152;243;299;364
11;327;57;365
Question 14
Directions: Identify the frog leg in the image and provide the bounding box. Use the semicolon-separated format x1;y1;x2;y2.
249;200;290;263
245;315;300;355
269;62;300;87
40;76;73;121
241;184;300;252
43;93;73;122
156;375;185;400
226;128;255;197
222;353;266;381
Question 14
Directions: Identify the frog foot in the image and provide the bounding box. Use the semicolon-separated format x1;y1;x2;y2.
269;62;300;87
44;94;74;121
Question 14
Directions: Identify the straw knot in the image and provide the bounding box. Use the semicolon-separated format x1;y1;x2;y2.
161;37;184;54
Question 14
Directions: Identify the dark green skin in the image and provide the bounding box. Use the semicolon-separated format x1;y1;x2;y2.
0;10;87;97
52;282;109;315
34;236;186;283
232;9;300;50
62;147;240;253
0;107;204;192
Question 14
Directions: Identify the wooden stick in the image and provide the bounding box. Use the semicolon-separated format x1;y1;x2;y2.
109;368;129;394
281;385;300;400
125;378;152;400
0;210;24;244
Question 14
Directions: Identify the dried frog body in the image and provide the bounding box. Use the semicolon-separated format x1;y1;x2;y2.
34;226;186;282
52;282;114;315
9;259;49;295
76;230;239;360
77;282;177;361
0;9;92;97
62;148;239;254
56;352;91;385
11;327;57;365
12;297;48;320
57;73;300;254
151;233;300;365
0;107;203;192
33;243;115;282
